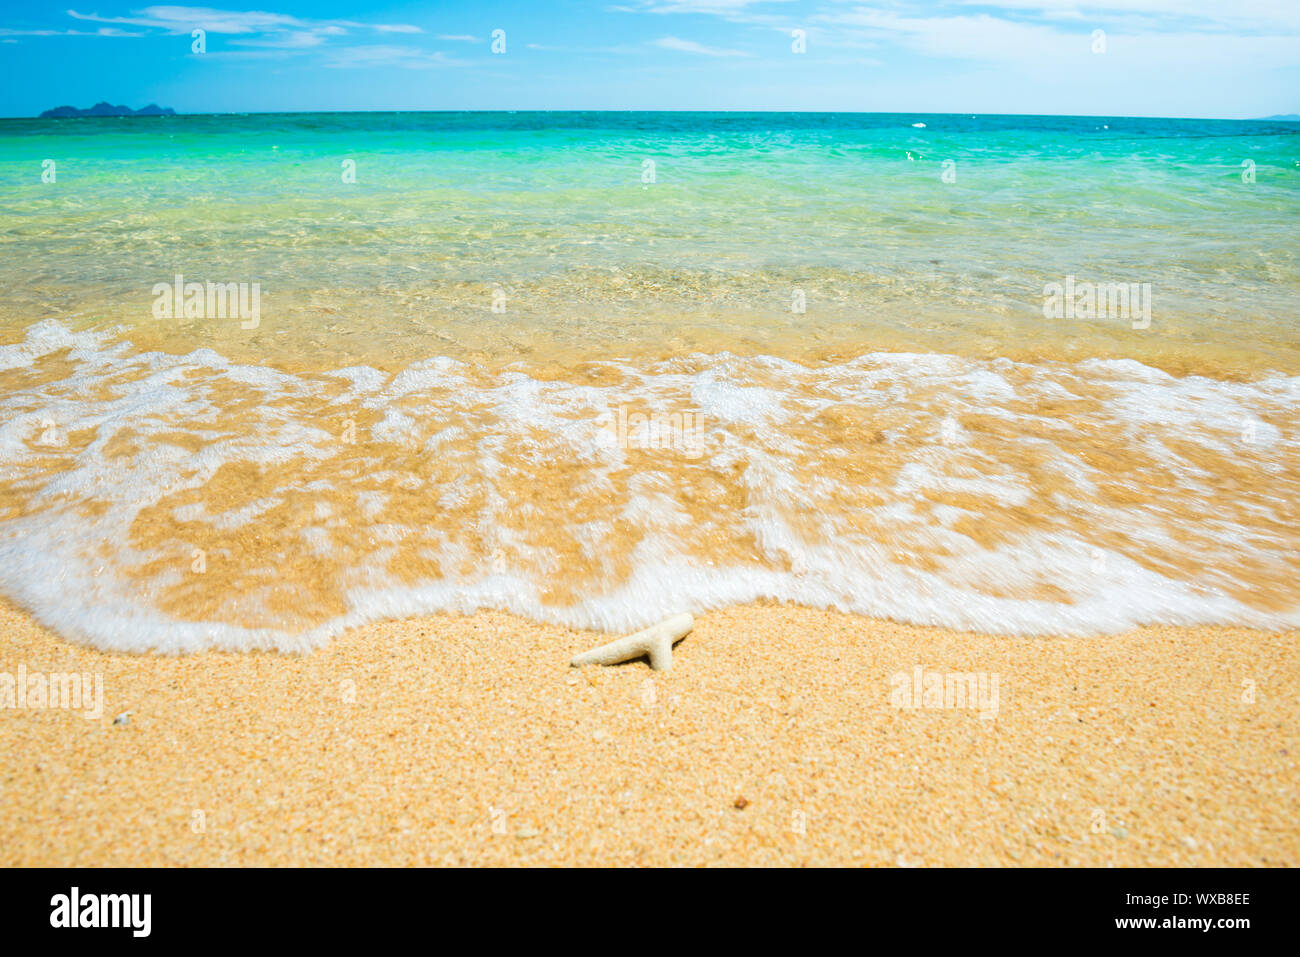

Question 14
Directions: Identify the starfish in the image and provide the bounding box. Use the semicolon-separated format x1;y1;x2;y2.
570;613;695;671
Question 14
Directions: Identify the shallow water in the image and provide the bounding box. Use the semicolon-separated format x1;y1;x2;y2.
0;112;1297;650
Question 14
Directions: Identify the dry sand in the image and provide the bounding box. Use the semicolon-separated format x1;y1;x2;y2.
1;598;1296;867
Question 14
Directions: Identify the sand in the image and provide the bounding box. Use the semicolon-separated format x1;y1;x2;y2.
1;599;1296;867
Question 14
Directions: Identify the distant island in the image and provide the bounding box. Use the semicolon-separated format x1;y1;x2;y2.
1257;114;1300;121
39;102;176;119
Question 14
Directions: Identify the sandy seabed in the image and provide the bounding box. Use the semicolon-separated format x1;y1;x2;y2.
1;599;1296;867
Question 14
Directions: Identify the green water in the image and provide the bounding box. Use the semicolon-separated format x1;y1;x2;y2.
2;112;1297;371
0;113;1298;650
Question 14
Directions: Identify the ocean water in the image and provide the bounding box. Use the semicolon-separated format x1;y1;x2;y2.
0;111;1297;651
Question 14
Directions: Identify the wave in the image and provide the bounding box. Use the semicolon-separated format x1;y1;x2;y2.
0;319;1296;652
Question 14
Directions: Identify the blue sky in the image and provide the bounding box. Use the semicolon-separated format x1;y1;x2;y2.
1;1;1297;118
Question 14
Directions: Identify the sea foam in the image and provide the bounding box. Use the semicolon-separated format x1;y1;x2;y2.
0;321;1296;653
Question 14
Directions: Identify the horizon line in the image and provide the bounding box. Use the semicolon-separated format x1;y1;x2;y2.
6;108;1299;122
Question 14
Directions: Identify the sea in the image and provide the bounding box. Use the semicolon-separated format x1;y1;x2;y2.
0;111;1296;651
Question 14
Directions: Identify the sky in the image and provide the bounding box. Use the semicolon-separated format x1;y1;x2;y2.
0;1;1297;118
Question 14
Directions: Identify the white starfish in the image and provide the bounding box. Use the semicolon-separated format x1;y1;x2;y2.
570;613;694;671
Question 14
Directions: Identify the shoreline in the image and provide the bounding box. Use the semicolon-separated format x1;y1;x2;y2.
2;598;1296;866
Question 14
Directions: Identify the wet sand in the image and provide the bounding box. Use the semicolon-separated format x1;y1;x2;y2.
1;599;1296;866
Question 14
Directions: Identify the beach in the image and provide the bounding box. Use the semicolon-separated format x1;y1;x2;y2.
3;598;1296;867
1;112;1297;868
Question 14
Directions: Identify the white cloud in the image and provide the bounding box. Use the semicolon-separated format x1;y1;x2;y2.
637;0;795;13
230;30;327;49
653;35;751;56
323;45;461;69
63;6;422;38
635;0;1300;35
946;1;1300;32
68;6;307;33
812;5;1300;70
0;25;144;37
1;6;442;64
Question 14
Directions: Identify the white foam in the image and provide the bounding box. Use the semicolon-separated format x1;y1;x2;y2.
0;321;1296;652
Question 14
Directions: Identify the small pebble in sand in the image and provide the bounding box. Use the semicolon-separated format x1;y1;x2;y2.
112;712;131;726
733;796;749;810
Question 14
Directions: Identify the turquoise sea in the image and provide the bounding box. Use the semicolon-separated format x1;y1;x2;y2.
0;112;1297;650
